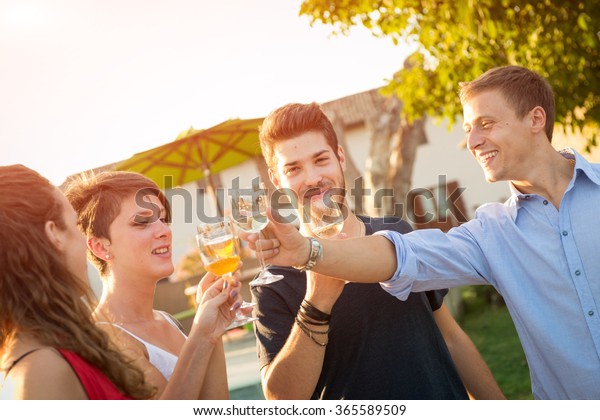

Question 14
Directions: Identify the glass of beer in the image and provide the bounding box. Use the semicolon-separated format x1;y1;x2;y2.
196;218;257;329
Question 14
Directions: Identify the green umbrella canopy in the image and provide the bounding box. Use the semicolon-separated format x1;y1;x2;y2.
115;117;265;189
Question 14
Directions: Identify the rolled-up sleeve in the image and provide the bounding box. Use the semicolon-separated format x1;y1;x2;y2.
373;225;489;301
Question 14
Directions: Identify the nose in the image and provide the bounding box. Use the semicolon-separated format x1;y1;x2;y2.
466;128;484;151
304;166;323;187
154;218;172;239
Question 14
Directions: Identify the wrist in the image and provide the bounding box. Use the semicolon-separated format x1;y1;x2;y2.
305;289;336;314
293;237;323;271
189;322;221;347
305;301;334;315
295;299;331;347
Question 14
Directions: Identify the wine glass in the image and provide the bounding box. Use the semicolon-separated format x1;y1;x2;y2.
307;191;345;239
306;193;349;283
231;181;284;286
196;218;258;330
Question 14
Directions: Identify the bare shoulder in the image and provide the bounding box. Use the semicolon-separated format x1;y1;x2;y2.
96;323;149;361
2;348;87;399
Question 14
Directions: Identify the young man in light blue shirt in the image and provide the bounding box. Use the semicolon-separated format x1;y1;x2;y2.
246;66;600;399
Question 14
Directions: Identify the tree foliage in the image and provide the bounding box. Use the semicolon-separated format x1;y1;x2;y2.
300;0;599;147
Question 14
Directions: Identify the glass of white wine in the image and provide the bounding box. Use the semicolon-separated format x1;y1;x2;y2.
196;218;258;330
231;181;284;286
307;192;345;239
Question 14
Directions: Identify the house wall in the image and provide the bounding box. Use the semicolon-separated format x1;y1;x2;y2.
413;119;511;217
342;118;511;220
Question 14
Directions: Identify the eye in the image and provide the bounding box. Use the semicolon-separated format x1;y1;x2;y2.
315;157;329;164
133;214;165;225
481;121;493;129
133;216;152;226
284;167;299;176
463;126;472;134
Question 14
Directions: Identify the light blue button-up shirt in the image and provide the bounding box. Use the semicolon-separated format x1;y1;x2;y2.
376;149;600;399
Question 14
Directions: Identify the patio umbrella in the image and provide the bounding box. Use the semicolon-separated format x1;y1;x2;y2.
115;117;265;214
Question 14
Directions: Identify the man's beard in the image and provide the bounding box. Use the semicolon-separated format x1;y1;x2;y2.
300;178;347;227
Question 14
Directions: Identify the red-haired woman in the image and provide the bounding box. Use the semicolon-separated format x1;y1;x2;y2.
0;165;153;399
65;171;242;399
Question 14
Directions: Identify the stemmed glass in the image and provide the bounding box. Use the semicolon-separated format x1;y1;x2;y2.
306;192;346;239
306;193;348;282
196;218;258;330
231;181;284;286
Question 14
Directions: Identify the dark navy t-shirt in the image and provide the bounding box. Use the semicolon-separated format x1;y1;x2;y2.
251;216;468;400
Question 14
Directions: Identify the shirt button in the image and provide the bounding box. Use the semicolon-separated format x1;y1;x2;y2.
589;311;595;317
562;231;568;236
543;200;548;205
575;270;581;276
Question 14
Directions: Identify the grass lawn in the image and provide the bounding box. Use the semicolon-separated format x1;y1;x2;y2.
459;302;534;400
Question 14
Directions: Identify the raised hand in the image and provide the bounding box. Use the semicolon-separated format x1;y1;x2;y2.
191;271;243;340
239;208;310;268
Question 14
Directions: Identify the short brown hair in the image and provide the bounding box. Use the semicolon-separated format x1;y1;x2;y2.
459;66;555;141
259;102;338;169
64;171;171;276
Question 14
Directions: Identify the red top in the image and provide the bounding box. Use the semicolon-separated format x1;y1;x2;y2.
57;349;132;400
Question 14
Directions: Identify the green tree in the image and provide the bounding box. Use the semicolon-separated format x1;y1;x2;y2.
301;0;599;148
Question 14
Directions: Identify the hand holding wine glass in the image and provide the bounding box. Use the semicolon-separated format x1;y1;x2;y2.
192;271;244;338
306;191;350;285
196;218;258;330
232;181;284;286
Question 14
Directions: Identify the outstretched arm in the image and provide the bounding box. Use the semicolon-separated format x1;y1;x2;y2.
242;211;397;283
433;304;506;400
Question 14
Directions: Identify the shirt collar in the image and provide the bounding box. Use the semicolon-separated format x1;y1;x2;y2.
562;147;600;186
504;148;599;221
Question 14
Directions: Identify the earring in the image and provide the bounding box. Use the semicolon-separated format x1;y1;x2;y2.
105;254;111;260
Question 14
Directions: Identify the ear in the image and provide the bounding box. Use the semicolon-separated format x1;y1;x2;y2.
337;146;347;172
530;106;546;135
268;168;281;189
45;220;66;252
87;236;111;261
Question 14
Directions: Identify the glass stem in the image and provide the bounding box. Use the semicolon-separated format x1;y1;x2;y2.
224;272;240;315
256;231;267;273
222;273;232;290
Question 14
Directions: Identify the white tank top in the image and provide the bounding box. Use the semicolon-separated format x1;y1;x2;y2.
98;311;187;380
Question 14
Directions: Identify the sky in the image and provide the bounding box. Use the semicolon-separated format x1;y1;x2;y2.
0;0;413;185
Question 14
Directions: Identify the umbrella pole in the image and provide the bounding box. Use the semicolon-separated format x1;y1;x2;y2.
204;168;224;217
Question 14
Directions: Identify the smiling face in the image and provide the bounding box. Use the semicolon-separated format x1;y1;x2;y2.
463;89;534;183
270;131;346;211
105;193;174;281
